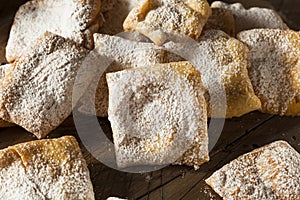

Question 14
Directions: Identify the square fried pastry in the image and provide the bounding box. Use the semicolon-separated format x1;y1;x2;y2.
0;136;94;200
203;7;235;36
211;1;288;33
123;0;211;45
0;64;14;127
164;30;261;118
237;29;300;116
0;32;94;138
5;0;101;62
107;61;209;169
206;140;300;199
78;33;182;117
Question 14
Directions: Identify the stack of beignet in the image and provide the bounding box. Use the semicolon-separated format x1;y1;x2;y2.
0;0;300;199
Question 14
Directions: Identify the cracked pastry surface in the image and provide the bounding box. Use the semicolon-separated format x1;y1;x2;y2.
123;0;211;45
5;0;101;62
107;62;208;169
211;1;288;33
164;30;261;118
237;29;300;115
0;32;93;138
0;136;94;200
206;140;300;200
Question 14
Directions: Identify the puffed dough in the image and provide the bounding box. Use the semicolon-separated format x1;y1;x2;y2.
107;61;209;169
164;30;261;118
211;1;288;33
5;0;102;62
237;29;300;115
0;136;95;200
206;140;300;199
79;33;182;117
123;0;211;45
0;32;97;138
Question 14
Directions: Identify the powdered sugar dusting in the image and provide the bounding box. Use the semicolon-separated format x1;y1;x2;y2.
0;32;90;138
0;136;94;200
123;0;211;45
163;30;261;118
79;34;180;117
237;29;300;115
211;1;289;33
6;0;101;62
107;62;208;169
206;140;300;199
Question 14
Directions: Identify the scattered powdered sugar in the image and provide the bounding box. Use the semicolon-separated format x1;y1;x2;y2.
0;32;93;138
107;62;208;169
0;64;14;127
0;64;12;80
211;1;289;33
5;0;101;62
163;30;261;118
123;0;211;45
206;140;300;199
237;29;300;115
0;136;94;200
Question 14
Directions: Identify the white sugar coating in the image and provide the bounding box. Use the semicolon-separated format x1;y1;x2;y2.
78;33;181;117
5;0;101;62
107;62;208;169
237;29;300;115
206;140;300;199
211;1;289;33
99;0;141;35
123;0;211;45
0;64;14;127
163;30;261;118
0;32;92;138
0;136;94;200
0;64;13;80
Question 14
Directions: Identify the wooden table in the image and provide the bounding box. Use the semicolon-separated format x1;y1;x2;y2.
0;0;299;199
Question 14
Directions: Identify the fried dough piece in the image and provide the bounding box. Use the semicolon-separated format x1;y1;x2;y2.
203;7;235;36
123;0;211;45
107;62;208;169
237;29;300;115
78;33;182;117
206;140;300;199
164;30;261;118
0;136;94;200
6;0;101;62
0;32;93;138
211;1;288;33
